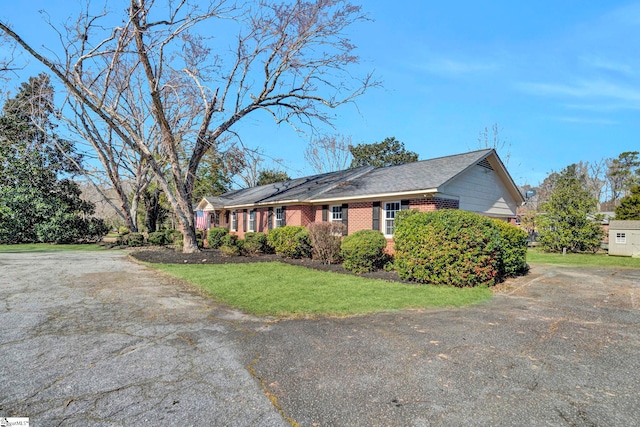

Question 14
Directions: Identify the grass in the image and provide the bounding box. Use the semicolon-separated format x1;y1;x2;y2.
527;248;640;268
154;262;493;317
0;243;107;253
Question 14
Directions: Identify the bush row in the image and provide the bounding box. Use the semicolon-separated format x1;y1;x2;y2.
133;211;528;287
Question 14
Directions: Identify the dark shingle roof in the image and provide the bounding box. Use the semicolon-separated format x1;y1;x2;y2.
316;149;493;200
214;166;373;207
205;149;509;207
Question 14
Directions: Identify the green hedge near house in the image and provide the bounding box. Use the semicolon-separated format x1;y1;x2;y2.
492;219;529;277
206;227;229;249
394;209;526;287
267;226;311;258
341;230;388;273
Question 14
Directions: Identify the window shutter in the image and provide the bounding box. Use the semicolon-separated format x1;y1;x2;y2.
243;209;247;232
372;201;380;231
401;200;410;210
322;205;328;222
267;207;273;230
281;206;286;226
341;203;348;235
225;211;230;229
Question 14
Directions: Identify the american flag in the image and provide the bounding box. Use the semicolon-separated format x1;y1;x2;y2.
195;210;209;230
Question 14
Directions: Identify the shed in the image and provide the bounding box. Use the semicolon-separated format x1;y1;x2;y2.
608;220;640;257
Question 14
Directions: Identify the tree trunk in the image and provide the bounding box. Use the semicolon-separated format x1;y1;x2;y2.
129;198;139;233
181;222;199;253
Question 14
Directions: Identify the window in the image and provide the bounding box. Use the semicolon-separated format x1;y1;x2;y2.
275;207;285;228
616;232;627;244
384;202;401;236
231;211;237;231
248;209;256;232
330;205;342;222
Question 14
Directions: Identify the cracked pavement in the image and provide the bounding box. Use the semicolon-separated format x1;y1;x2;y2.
0;250;287;426
2;250;640;426
242;264;640;426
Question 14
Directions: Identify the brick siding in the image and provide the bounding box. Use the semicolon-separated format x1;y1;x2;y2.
225;197;459;251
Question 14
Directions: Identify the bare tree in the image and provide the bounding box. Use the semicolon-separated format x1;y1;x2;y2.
305;134;352;173
0;0;377;252
476;123;511;165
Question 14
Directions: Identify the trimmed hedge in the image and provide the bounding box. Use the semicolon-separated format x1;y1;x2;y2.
394;209;502;287
206;227;229;249
242;232;270;256
492;219;529;277
126;232;145;247
148;231;169;246
340;229;388;273
267;226;311;258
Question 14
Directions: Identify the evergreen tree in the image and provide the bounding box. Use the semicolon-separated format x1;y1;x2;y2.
256;169;291;186
615;185;640;220
348;137;419;168
0;75;107;243
537;165;604;253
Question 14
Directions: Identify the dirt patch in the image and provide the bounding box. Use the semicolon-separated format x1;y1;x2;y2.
128;246;407;283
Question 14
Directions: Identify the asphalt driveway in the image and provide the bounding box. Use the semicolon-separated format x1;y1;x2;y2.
1;250;639;426
0;251;287;426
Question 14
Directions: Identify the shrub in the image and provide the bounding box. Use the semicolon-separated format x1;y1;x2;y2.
196;229;204;248
221;233;238;247
219;244;240;257
86;218;109;242
340;229;388;273
165;229;183;249
267;226;311;258
148;231;169;246
126;232;145;247
308;222;345;264
492;219;529;277
118;226;130;234
33;213;109;244
394;209;501;287
206;227;229;249
164;229;181;243
242;232;269;256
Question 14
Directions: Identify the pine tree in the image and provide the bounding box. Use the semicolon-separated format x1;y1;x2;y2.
537;165;604;253
615;185;640;220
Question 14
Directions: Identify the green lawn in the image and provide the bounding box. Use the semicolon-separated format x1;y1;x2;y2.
527;248;640;268
0;243;107;253
154;262;492;317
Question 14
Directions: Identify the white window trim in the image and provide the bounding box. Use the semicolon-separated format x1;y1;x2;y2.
275;207;284;228
230;211;237;232
616;232;627;244
383;201;401;237
330;205;343;222
248;209;256;232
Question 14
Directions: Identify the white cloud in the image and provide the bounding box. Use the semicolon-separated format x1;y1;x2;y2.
580;55;633;75
516;80;640;105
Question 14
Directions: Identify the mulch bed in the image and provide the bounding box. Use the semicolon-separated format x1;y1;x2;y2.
128;246;405;283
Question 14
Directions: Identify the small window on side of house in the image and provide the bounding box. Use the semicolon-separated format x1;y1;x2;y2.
248;209;256;232
275;207;285;228
330;205;342;222
616;232;627;244
231;211;237;232
384;201;401;237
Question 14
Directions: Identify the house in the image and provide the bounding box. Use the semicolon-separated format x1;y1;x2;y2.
195;149;524;250
608;220;640;257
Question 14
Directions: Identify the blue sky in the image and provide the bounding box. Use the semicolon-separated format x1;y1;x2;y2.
2;1;640;187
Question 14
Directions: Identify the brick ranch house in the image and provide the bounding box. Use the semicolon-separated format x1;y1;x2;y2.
195;149;525;251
